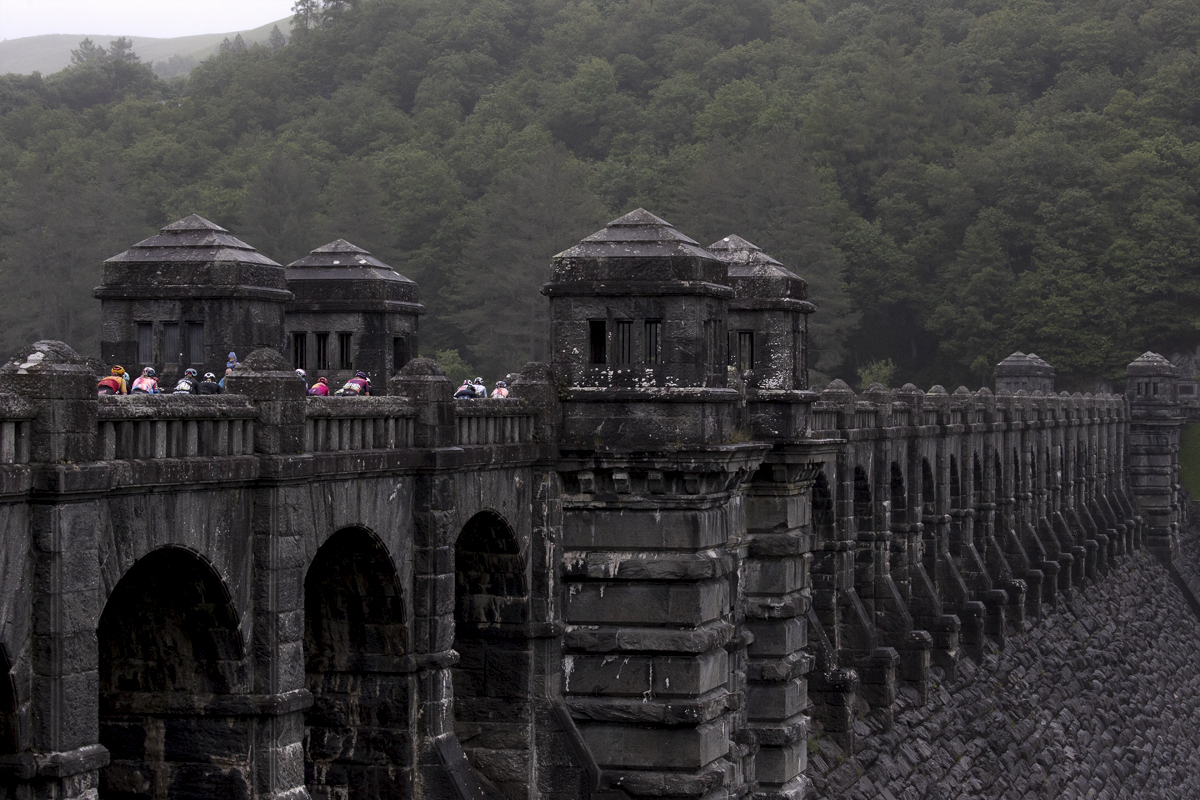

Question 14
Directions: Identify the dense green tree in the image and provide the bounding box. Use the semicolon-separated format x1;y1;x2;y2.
2;0;1200;390
443;147;609;374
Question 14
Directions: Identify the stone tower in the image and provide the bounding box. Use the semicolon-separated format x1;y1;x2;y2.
994;351;1055;394
1125;351;1183;558
544;210;769;797
95;214;291;382
285;239;423;393
708;234;814;392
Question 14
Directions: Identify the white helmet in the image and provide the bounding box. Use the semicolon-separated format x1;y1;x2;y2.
296;369;306;379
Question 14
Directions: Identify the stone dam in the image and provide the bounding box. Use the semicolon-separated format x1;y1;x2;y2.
0;209;1197;800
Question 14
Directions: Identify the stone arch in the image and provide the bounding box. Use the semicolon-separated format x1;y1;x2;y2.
453;510;532;797
973;452;984;507
812;470;835;540
950;455;961;510
854;466;872;532
890;462;907;525
921;458;936;516
98;546;251;800
0;642;17;754
304;526;410;799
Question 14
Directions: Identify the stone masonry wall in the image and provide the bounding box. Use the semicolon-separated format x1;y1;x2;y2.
806;547;1200;800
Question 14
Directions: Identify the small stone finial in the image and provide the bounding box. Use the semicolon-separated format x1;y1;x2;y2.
398;358;446;378
822;379;856;401
238;348;292;372
0;340;89;376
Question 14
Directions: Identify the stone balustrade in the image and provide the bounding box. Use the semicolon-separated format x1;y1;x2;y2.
97;394;256;460
453;399;536;445
303;396;416;452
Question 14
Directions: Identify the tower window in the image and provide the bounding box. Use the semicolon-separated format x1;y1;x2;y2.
136;323;153;365
393;336;409;371
644;321;660;365
186;323;204;365
615;321;633;365
338;333;353;370
737;331;754;371
293;332;307;371
315;333;329;370
589;320;607;365
163;323;180;364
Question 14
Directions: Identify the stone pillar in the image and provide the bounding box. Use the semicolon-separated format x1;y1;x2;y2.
1125;352;1183;560
0;342;107;799
740;456;820;799
225;348;311;800
390;358;455;447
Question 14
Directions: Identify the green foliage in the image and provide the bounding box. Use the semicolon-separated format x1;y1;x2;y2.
433;348;475;386
857;359;897;391
1179;423;1200;497
2;0;1200;389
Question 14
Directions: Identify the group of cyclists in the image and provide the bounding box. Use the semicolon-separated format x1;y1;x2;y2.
99;355;507;400
97;365;225;395
98;362;377;398
454;376;509;399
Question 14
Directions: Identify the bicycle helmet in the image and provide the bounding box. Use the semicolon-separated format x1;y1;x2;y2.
496;381;507;388
356;371;367;379
144;367;156;377
184;368;197;378
296;369;307;379
111;365;125;376
203;372;216;380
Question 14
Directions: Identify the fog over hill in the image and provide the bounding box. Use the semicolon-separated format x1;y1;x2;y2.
0;17;291;78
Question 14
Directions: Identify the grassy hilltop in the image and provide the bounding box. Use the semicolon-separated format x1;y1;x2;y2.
1;0;1199;389
0;19;292;78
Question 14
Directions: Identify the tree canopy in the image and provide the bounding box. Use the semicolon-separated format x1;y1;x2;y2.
2;0;1200;388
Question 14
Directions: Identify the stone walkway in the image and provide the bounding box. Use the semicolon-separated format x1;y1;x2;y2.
807;549;1200;800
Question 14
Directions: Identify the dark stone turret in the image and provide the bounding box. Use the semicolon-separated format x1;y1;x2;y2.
994;351;1055;394
709;234;814;392
1125;351;1183;558
285;239;423;393
95;214;291;383
543;208;732;393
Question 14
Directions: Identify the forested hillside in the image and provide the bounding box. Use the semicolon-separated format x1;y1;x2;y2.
2;0;1199;389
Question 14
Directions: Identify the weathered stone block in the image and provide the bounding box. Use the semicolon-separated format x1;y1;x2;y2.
580;716;730;769
565;579;729;626
164;717;252;763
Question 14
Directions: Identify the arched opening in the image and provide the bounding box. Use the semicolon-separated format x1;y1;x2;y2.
972;453;984;508
921;458;936;517
98;547;250;800
454;511;531;797
812;470;835;540
304;528;409;799
0;643;17;754
854;466;873;532
950;456;961;511
890;462;907;525
994;451;1006;531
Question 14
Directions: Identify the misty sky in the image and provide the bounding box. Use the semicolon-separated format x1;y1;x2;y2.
1;0;296;40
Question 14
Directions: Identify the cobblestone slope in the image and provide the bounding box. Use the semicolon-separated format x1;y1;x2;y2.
809;550;1200;800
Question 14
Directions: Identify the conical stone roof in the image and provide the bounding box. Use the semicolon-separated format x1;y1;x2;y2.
106;214;281;267
287;240;421;307
547;209;727;286
97;214;289;298
1126;351;1177;377
707;234;810;304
